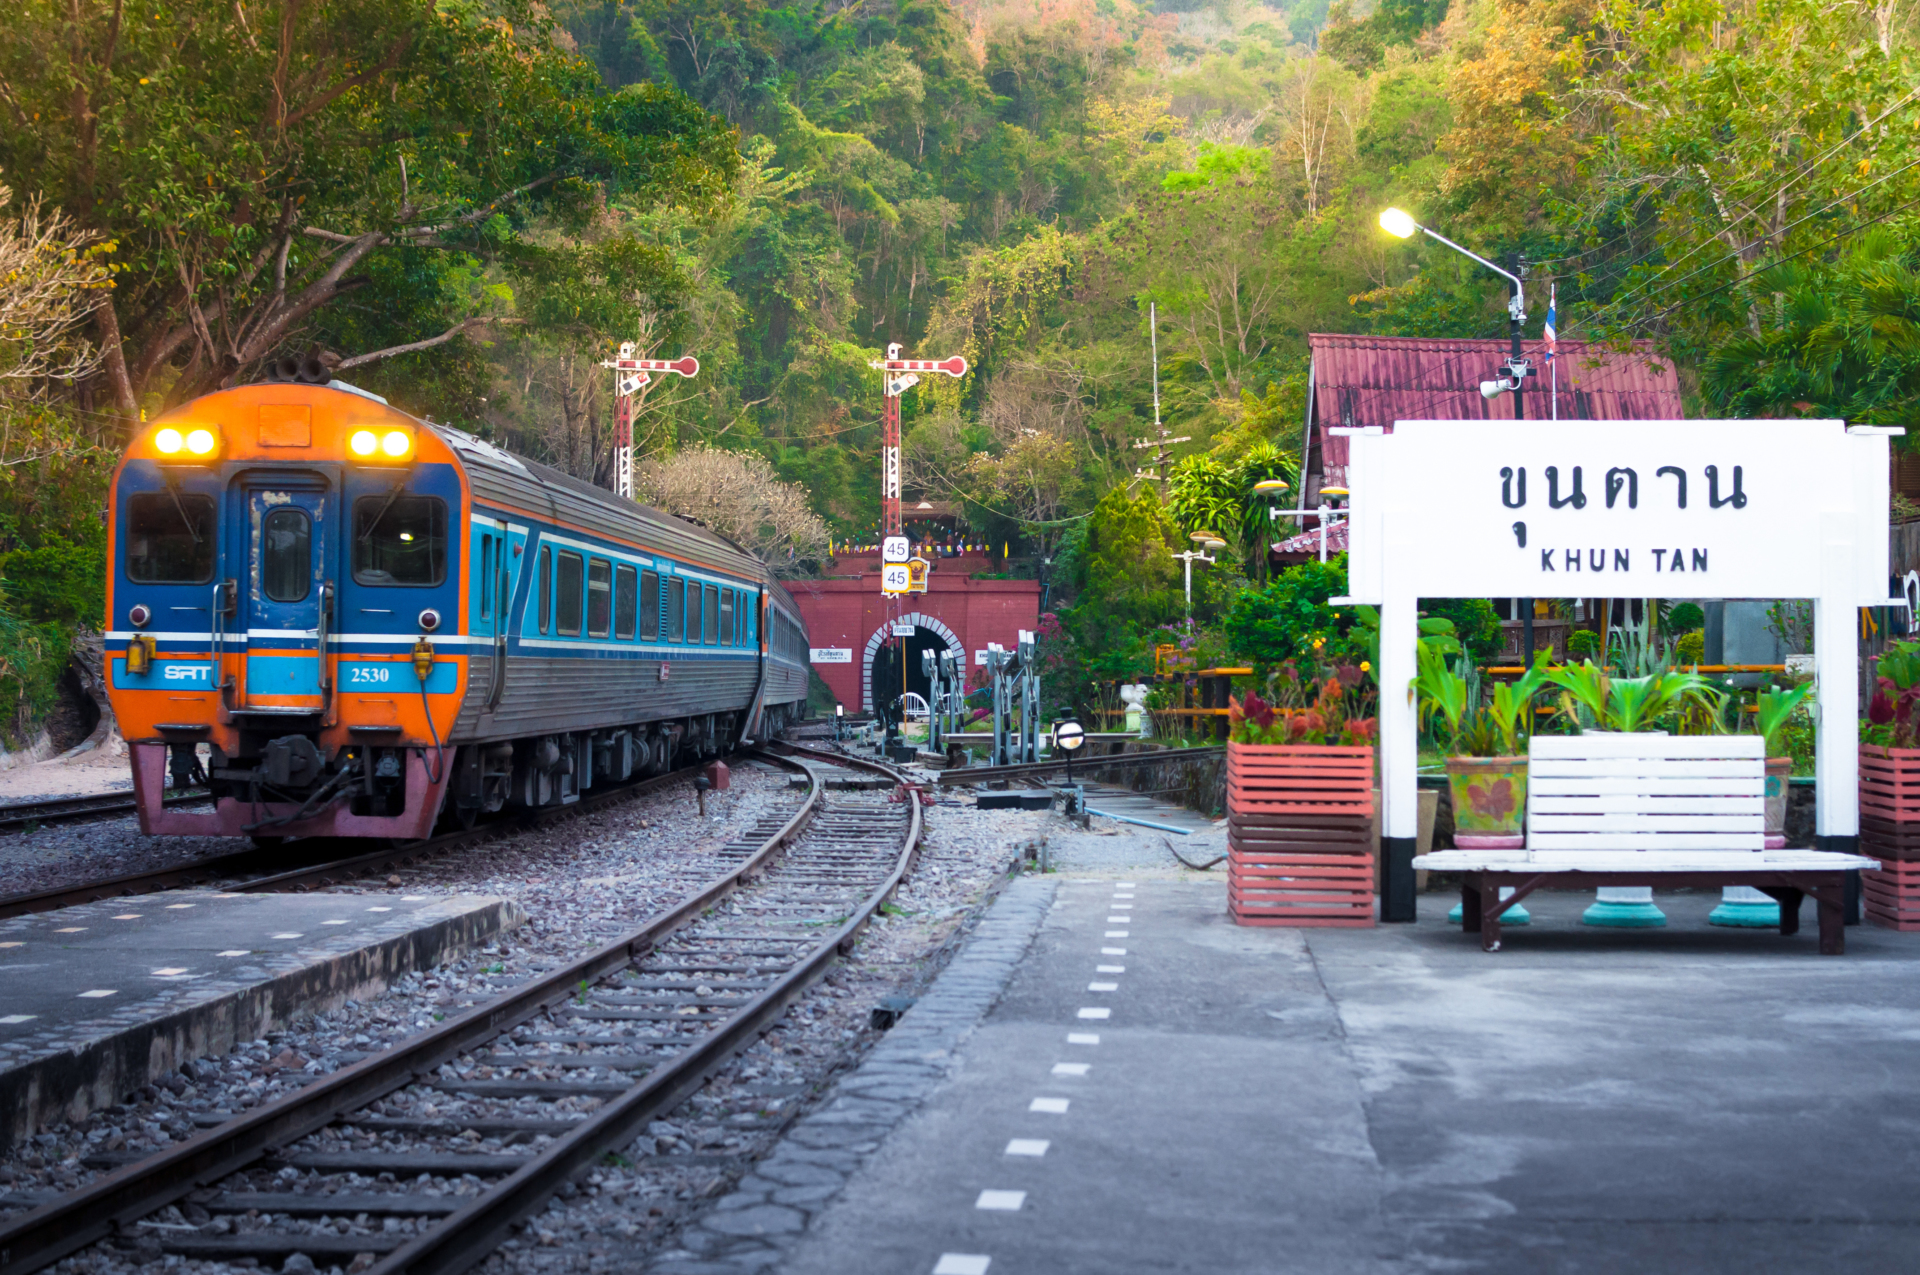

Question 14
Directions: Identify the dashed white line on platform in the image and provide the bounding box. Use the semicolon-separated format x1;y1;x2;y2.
933;1256;991;1275
152;967;187;976
271;933;303;939
976;1190;1026;1211
217;950;250;957
322;920;351;926
1052;1062;1090;1076
1088;982;1118;992
1006;1139;1050;1156
0;1014;35;1024
1119;881;1137;887
112;915;140;921
1077;1007;1111;1019
0;942;20;949
1113;893;1134;899
1067;1032;1100;1045
1101;946;1126;955
367;907;392;912
165;904;194;910
1030;1097;1071;1113
1097;964;1125;973
1106;916;1130;922
77;990;116;999
1105;930;1128;937
53;928;84;933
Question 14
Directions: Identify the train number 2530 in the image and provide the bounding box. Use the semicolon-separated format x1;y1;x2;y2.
348;665;392;684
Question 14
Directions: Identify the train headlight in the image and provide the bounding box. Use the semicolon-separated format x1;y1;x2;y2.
153;428;184;455
185;428;218;456
349;429;379;457
380;429;413;459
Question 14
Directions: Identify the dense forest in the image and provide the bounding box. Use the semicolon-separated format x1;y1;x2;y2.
0;0;1917;727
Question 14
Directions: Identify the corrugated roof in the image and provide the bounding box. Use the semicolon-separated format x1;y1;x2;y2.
1307;333;1684;481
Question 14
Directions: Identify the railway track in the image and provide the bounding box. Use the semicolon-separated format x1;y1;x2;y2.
0;744;919;1275
0;760;721;921
0;789;209;832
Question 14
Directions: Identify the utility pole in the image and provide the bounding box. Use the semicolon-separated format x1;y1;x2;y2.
1131;303;1190;496
599;345;700;499
1507;253;1534;665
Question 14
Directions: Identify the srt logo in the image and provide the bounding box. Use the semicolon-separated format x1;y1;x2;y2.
162;664;211;682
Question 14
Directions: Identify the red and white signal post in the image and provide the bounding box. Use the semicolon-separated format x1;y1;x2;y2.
600;343;701;499
869;343;966;594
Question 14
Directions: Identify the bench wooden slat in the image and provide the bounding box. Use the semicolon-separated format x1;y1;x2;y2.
1531;813;1764;831
1529;832;1765;850
1529;776;1762;796
1531;796;1763;814
1529;759;1764;778
1529;734;1766;758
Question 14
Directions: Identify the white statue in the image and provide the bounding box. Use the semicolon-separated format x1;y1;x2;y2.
1120;682;1150;736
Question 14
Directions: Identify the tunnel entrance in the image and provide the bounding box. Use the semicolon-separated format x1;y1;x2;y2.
868;625;951;715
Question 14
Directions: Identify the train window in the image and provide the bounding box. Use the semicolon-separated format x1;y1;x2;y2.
538;546;551;635
556;551;584;636
718;590;734;647
687;581;702;644
641;570;659;640
587;558;611;637
704;585;719;645
127;491;216;584
352;494;446;586
667;577;684;642
261;507;311;603
479;537;493;619
615;565;637;640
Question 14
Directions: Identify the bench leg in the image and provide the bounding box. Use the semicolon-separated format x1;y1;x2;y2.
1480;881;1502;952
1760;887;1803;937
1461;882;1482;933
1816;886;1845;955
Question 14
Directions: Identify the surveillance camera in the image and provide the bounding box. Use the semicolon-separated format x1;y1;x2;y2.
1480;379;1509;400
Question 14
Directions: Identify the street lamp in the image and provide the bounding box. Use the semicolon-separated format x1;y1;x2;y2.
1174;531;1223;617
1267;486;1346;564
1252;479;1290;583
1378;207;1533;414
1380;205;1537;661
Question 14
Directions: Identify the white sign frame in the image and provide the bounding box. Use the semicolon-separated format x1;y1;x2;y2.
810;648;852;664
880;563;911;594
882;536;910;563
1340;419;1896;850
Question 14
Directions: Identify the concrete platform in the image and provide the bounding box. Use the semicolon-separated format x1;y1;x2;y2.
0;889;522;1151
757;881;1920;1275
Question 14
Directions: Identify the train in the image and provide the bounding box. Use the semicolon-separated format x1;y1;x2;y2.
104;375;812;842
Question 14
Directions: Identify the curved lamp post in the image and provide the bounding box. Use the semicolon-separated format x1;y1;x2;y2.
1174;531;1224;617
1252;478;1289;583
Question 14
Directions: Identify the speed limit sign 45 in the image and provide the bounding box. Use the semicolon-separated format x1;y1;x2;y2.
880;563;912;594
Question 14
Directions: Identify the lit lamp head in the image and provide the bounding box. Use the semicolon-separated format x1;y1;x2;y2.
1318;486;1349;505
1379;207;1419;239
1252;479;1290;495
1053;718;1086;753
1189;531;1220;545
349;427;416;463
151;424;221;460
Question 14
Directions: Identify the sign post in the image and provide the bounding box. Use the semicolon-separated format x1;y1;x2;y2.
599;343;700;499
867;344;967;545
1336;419;1898;922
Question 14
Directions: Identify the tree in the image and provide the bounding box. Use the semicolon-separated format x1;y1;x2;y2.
1065;485;1183;627
0;0;736;417
635;444;830;573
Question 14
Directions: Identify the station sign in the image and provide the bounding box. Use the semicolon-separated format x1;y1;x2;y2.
882;535;910;563
809;647;852;663
880;563;911;594
892;622;916;636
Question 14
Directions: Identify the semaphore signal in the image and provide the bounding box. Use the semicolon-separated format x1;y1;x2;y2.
600;342;701;499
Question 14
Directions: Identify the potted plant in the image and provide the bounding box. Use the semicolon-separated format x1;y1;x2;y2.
1860;641;1920;927
1415;644;1551;850
1756;680;1814;847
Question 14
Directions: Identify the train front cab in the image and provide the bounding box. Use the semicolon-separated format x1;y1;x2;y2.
109;385;467;840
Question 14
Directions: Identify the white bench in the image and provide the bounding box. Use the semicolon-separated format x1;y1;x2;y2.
1414;733;1879;952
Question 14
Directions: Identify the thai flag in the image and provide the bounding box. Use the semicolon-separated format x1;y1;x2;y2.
1544;284;1558;362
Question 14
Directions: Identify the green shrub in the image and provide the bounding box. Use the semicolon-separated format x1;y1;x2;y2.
1223;556;1365;668
1569;629;1601;658
0;537;104;626
1674;630;1706;664
0;597;71;747
1668;601;1705;632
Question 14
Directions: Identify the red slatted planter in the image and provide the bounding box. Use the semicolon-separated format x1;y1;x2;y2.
1860;745;1920;930
1226;743;1375;928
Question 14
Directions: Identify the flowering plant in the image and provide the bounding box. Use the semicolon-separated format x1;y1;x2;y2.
1228;648;1377;746
1864;640;1920;748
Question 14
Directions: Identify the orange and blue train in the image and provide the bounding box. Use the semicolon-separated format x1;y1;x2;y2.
105;375;811;842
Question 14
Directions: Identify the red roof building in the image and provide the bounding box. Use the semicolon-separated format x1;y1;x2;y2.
1280;333;1685;557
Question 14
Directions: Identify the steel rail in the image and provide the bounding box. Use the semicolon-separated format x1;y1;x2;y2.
935;744;1225;785
0;761;714;920
0;790;209;832
0;748;911;1275
373;745;920;1275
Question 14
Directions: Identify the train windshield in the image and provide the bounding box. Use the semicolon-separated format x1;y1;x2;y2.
126;491;216;583
352;493;446;586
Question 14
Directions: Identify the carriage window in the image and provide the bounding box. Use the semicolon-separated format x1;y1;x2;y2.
127;492;216;584
718;590;734;647
641;570;660;640
704;585;719;645
556;551;583;636
261;507;311;603
587;557;612;637
538;546;551;635
667;577;684;642
686;580;702;644
480;537;494;619
616;565;637;640
352;494;446;586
